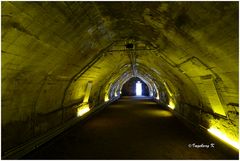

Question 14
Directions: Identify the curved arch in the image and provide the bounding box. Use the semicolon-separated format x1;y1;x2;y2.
2;2;238;154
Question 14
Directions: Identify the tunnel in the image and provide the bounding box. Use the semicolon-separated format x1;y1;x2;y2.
1;1;239;159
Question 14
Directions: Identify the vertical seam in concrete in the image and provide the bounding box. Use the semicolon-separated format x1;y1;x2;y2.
31;76;48;137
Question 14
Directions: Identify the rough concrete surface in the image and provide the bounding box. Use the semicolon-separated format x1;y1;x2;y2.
2;1;238;156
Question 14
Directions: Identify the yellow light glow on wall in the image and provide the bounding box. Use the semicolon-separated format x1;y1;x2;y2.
77;104;90;117
83;81;92;103
164;82;173;97
168;99;175;109
155;89;160;100
201;79;226;116
208;127;239;150
104;94;109;102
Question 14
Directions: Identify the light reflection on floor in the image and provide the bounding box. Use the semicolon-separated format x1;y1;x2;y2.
145;110;173;117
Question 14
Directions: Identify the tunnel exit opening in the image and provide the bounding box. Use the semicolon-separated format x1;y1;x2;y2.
121;77;149;96
136;81;142;96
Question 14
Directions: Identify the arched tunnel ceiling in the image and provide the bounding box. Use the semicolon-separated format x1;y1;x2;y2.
2;2;238;82
2;0;239;123
2;1;239;114
1;1;239;153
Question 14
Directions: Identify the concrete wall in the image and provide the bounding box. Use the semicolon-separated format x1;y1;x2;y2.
2;1;238;154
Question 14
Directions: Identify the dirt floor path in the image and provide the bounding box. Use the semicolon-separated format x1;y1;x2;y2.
23;96;238;159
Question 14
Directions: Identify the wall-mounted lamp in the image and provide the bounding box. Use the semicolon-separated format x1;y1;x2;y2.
77;104;90;117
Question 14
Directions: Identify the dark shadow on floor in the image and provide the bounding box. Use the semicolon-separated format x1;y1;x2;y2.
22;96;238;159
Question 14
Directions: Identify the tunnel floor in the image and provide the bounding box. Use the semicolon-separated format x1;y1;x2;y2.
23;96;238;159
